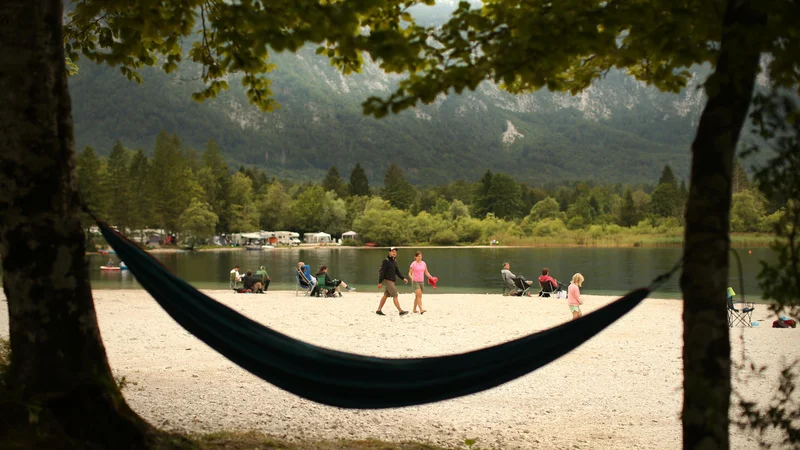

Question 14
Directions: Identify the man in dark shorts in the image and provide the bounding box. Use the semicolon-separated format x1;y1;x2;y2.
376;247;409;316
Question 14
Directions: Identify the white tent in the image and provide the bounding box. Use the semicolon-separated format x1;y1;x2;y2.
342;231;359;240
304;232;332;243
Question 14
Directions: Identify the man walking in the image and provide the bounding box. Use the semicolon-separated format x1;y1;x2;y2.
376;247;409;316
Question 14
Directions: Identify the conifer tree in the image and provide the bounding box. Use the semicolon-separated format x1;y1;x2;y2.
75;145;107;230
657;165;678;189
619;188;638;227
486;173;525;220
150;130;193;234
323;165;346;198
105;140;132;234
128;149;154;242
382;163;415;210
472;170;494;218
200;138;231;233
348;162;370;197
732;158;751;194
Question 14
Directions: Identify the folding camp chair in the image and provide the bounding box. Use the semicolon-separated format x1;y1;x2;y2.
229;272;243;291
727;287;754;327
313;274;342;298
538;280;564;298
295;269;314;297
513;276;533;297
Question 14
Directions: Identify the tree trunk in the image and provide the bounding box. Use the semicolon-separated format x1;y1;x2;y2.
0;0;156;446
681;0;765;448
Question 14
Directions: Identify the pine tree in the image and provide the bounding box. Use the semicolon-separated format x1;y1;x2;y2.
348;162;370;197
75;145;107;229
382;163;415;210
128;149;154;241
486;173;524;219
658;165;678;189
150;130;192;234
619;188;638;227
323;165;345;197
472;170;494;218
200;138;231;233
732;158;750;194
104;140;132;234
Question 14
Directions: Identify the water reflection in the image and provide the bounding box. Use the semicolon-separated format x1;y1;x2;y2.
87;247;776;298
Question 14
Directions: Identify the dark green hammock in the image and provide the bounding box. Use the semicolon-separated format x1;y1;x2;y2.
99;221;650;409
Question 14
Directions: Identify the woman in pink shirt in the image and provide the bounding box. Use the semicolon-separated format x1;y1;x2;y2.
568;273;585;320
408;251;434;314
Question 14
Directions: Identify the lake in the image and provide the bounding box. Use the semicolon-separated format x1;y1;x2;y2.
89;246;776;299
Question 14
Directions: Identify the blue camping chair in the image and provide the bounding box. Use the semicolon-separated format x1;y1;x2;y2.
295;268;314;297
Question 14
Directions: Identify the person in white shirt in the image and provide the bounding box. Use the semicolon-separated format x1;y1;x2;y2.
230;265;242;282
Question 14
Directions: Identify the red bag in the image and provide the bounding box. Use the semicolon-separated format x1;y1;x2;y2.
772;319;797;328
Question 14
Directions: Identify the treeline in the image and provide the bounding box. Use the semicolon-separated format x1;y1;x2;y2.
76;130;783;247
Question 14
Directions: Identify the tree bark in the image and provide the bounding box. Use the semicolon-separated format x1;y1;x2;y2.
681;0;765;448
0;0;156;446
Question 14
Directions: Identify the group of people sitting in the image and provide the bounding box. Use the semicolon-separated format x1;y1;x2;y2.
296;261;355;297
230;265;271;293
501;263;567;297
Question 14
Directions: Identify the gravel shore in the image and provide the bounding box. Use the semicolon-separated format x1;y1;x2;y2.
1;289;796;449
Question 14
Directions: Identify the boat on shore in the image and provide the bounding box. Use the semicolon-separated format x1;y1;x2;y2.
245;244;274;251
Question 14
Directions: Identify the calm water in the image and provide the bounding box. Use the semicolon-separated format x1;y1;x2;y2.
88;247;775;298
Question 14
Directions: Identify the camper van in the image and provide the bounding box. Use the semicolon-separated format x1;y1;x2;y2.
274;231;301;246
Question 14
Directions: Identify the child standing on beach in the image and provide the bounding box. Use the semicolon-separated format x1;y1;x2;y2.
568;273;584;320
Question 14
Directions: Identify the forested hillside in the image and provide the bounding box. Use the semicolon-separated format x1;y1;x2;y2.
67;1;715;186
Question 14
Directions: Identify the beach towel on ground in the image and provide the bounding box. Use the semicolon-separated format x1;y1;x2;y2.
97;220;651;409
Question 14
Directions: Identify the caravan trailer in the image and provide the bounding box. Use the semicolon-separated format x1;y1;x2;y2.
274;231;301;246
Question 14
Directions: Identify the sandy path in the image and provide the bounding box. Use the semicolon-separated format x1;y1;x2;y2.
1;290;797;449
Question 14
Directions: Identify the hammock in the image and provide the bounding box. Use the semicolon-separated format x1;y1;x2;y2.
98;221;650;409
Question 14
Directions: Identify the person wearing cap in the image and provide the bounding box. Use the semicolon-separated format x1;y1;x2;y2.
376;247;409;316
409;250;434;314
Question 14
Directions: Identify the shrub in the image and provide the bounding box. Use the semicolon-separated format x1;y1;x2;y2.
340;238;362;247
455;217;483;243
431;229;458;246
588;225;604;239
567;216;586;230
533;218;567;236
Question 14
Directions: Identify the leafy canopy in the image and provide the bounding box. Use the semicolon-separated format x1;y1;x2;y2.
64;0;433;111
64;0;799;117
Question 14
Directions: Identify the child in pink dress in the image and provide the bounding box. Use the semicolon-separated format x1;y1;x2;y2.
568;273;585;320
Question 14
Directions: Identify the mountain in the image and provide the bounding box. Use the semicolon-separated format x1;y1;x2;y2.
68;5;716;186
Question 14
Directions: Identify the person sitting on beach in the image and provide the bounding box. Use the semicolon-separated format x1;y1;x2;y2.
501;262;532;295
242;270;264;293
538;267;564;295
315;265;355;295
255;265;271;292
230;265;242;282
297;261;317;289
